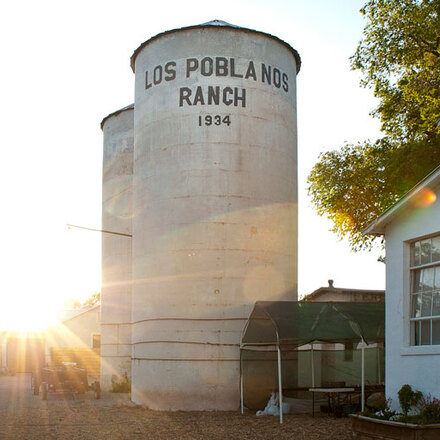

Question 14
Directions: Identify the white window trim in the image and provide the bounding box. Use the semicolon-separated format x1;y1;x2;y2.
402;240;411;348
405;234;440;349
400;345;440;356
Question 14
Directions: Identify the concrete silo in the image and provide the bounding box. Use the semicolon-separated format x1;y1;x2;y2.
100;104;134;390
130;20;300;410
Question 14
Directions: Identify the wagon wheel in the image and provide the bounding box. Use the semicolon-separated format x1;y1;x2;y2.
41;382;48;400
92;381;101;399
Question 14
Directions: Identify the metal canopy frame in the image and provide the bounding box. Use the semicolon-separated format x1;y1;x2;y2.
240;301;385;424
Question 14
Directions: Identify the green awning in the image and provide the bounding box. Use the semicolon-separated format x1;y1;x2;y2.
241;301;385;348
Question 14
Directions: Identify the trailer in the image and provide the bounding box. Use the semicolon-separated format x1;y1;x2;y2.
32;363;100;400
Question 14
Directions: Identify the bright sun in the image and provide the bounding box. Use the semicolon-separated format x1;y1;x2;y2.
0;298;61;332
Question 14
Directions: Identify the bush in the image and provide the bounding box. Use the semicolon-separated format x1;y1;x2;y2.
398;384;422;417
419;396;440;424
360;385;440;425
111;372;131;393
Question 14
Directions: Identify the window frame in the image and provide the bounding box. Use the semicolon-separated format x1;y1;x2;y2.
91;333;101;350
409;234;440;346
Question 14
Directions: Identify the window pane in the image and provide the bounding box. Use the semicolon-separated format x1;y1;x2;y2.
433;320;440;345
421;239;431;265
432;237;440;263
435;267;440;290
413;270;423;293
412;294;422;318
433;293;440;317
412;321;420;345
411;242;420;267
422;267;434;291
421;320;431;345
422;293;433;316
92;334;101;349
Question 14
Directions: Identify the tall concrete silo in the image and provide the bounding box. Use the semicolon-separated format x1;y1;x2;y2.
100;104;134;390
130;20;300;410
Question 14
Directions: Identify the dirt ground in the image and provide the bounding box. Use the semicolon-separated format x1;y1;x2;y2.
0;374;352;440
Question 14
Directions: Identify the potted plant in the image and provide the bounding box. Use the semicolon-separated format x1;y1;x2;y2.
351;385;440;439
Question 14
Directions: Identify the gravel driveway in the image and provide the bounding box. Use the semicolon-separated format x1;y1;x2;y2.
0;374;352;440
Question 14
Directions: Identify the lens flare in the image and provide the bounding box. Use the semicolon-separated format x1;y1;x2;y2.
411;188;437;208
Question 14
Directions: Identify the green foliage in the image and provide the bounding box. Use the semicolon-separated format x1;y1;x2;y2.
82;291;101;308
369;396;389;412
308;137;440;250
398;384;423;417
419;396;440;424
352;0;440;142
362;385;440;425
111;372;131;393
308;0;440;250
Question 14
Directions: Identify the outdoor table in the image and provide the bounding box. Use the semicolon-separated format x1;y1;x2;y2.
309;387;355;417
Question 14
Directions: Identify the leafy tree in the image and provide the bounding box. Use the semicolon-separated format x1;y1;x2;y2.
352;0;440;142
82;291;101;308
308;0;440;250
68;291;101;309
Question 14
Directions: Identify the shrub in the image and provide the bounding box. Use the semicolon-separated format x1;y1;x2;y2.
419;396;440;424
360;385;440;425
398;384;422;417
111;372;131;393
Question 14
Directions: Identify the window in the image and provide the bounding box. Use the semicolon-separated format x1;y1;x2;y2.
410;235;440;345
92;334;101;350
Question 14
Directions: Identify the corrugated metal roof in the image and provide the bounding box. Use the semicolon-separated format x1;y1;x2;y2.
130;20;301;74
100;103;134;130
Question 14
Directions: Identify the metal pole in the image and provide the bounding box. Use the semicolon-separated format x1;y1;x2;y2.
361;341;365;412
277;345;283;424
377;345;381;385
311;343;315;388
66;223;132;237
240;350;244;414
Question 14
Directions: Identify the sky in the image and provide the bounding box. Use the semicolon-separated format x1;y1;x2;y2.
0;0;385;331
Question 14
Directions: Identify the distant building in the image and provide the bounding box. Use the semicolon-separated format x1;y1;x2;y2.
303;280;384;303
0;331;45;374
45;305;101;375
364;164;440;408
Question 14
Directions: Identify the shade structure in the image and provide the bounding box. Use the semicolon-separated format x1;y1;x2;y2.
241;301;385;348
240;301;385;423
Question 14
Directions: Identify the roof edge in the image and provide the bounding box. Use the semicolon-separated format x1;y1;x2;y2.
303;287;385;301
62;304;100;323
130;21;301;74
100;104;134;130
363;164;440;236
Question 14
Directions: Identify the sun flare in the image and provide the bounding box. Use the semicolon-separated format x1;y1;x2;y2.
0;299;61;332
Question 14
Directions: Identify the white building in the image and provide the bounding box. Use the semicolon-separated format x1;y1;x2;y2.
364;164;440;407
45;305;101;376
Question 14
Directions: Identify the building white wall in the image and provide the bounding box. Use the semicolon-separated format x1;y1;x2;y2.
384;181;440;409
46;306;100;350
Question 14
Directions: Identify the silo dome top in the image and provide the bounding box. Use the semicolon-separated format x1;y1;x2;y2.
130;20;301;74
198;19;240;27
100;103;134;130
